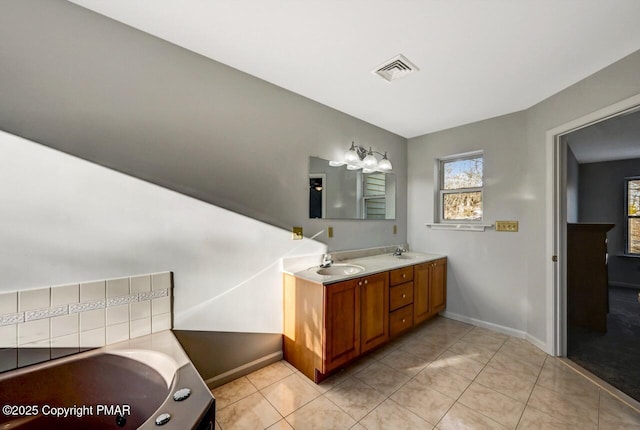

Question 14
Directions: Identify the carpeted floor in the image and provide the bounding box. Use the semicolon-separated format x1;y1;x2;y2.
568;286;640;401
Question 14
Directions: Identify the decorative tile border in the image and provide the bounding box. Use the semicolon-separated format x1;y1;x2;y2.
0;289;170;326
0;279;171;328
69;299;106;314
24;305;69;322
139;289;168;301
107;294;139;307
0;313;24;326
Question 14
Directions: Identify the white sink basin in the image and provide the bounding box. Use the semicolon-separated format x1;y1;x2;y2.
316;264;365;276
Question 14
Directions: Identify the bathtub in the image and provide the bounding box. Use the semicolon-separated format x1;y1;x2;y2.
0;331;215;429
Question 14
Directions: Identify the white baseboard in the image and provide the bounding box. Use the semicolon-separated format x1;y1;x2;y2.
441;311;526;338
441;311;552;354
205;351;283;388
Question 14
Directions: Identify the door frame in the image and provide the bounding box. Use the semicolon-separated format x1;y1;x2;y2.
546;93;640;356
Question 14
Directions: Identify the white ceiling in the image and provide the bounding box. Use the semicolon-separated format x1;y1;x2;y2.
568;108;640;163
68;0;640;138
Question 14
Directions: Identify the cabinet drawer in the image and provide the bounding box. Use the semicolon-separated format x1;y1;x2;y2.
390;282;413;311
390;266;413;286
390;305;413;337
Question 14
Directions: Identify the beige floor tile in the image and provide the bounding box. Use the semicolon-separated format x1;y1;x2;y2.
247;361;294;390
324;377;387;421
475;365;536;403
311;368;352;394
499;339;547;366
366;342;398;361
211;376;258;409
516;406;574;430
359;398;434;430
527;385;597;429
598;391;640;429
487;349;543;379
351;424;367;430
345;355;376;375
379;348;431;376
261;373;322;416
268;419;295;429
215;420;222;430
285;396;356;429
217;391;282;430
390;379;455;425
466;326;509;340
414;365;472;399
429;349;486;380
438;402;507;430
461;330;507;350
457;382;525;429
353;361;411;396
447;340;499;364
400;338;448;361
536;358;599;405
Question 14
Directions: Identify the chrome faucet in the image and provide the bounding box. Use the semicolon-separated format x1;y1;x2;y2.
393;247;406;256
320;253;333;268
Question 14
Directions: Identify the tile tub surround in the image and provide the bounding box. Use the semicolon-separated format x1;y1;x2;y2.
0;272;173;371
212;316;640;430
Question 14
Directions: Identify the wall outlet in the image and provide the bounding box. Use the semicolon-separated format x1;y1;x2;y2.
495;221;519;232
327;227;333;238
292;227;303;240
393;225;397;234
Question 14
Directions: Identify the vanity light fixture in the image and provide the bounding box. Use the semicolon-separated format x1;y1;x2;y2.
330;141;393;173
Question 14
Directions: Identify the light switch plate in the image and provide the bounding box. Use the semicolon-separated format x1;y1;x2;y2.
292;227;303;240
327;227;333;238
495;221;518;232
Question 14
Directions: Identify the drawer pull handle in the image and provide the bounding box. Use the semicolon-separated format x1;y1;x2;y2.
402;294;406;298
402;274;406;278
358;281;362;286
364;280;368;285
402;318;406;323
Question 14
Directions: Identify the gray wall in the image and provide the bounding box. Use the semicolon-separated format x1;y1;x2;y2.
579;158;640;288
0;0;407;252
409;49;640;348
408;112;530;334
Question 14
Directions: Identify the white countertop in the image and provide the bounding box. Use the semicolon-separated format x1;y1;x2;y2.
289;251;446;285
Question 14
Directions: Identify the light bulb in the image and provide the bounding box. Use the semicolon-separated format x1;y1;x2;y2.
377;153;392;171
362;147;378;170
344;142;359;165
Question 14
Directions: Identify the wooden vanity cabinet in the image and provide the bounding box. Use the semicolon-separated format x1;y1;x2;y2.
359;272;390;354
283;257;446;383
389;266;414;337
414;258;447;325
324;279;361;372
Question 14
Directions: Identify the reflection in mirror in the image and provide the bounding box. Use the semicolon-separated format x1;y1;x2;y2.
309;157;396;220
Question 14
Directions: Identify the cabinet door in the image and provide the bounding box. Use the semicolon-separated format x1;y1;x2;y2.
413;262;431;325
324;279;360;373
360;272;389;353
430;259;447;314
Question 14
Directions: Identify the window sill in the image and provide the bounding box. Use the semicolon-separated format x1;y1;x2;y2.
618;253;640;259
425;223;494;232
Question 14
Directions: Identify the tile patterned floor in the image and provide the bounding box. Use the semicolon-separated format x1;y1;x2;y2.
211;317;640;429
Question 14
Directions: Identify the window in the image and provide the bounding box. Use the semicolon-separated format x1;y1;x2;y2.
363;172;386;219
626;177;640;255
438;153;483;222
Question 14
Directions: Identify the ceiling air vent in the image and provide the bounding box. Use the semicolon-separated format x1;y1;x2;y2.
372;54;420;82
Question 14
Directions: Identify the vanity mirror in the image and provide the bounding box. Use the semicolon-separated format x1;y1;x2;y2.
309;157;396;220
